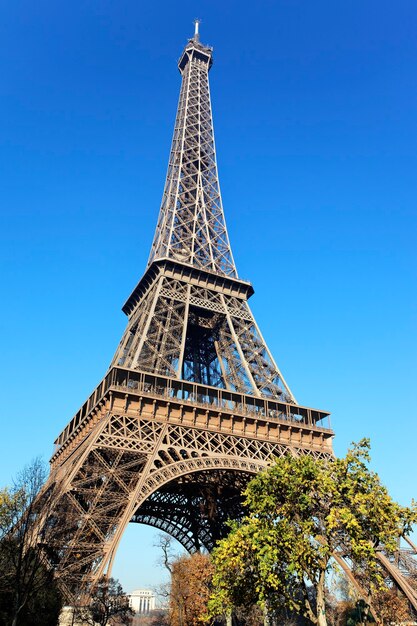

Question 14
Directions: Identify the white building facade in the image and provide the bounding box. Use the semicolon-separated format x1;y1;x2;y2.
129;589;156;614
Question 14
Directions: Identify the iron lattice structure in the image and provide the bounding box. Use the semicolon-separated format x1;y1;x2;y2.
147;34;236;278
109;32;294;402
38;26;417;611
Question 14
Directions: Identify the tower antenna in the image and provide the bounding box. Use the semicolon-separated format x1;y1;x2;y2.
193;18;201;42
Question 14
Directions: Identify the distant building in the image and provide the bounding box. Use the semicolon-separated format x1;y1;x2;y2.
129;589;156;614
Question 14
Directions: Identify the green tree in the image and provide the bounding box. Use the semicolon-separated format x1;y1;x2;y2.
209;441;416;626
344;599;374;625
0;488;16;529
0;459;63;626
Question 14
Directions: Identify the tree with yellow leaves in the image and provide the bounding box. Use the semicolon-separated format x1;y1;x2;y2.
209;441;416;626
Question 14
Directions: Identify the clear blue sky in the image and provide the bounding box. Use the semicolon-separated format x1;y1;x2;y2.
1;0;416;593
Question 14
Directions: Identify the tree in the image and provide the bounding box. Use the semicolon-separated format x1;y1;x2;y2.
84;576;134;626
169;552;214;626
153;532;177;614
324;567;359;626
209;441;417;626
0;459;63;626
343;599;374;625
155;533;176;575
371;588;411;625
0;488;16;529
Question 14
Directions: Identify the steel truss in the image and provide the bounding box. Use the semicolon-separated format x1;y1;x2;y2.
110;260;295;400
46;374;332;595
148;35;235;277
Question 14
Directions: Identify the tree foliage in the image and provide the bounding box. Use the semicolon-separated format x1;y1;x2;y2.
371;588;412;625
75;576;135;626
0;459;63;626
169;552;214;626
209;441;417;626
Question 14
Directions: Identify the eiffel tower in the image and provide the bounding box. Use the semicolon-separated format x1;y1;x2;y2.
41;24;417;609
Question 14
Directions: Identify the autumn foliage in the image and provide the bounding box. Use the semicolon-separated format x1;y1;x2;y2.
169;552;213;626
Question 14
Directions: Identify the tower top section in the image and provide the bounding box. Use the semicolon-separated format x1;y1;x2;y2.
178;21;213;73
148;25;236;278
